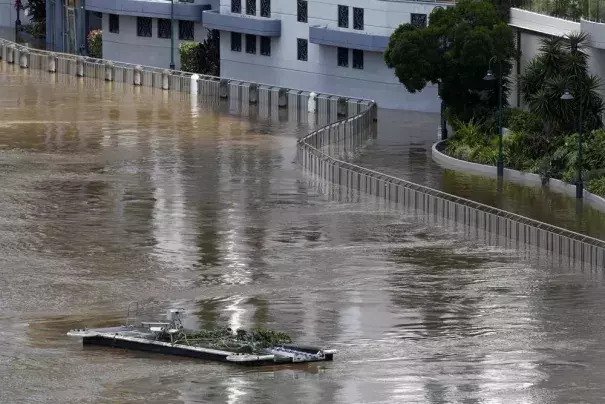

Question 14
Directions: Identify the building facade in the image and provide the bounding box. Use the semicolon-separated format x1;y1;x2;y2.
509;7;605;108
43;0;453;112
0;0;16;29
204;0;451;111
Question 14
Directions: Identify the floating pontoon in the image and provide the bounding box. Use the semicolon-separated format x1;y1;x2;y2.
67;302;335;366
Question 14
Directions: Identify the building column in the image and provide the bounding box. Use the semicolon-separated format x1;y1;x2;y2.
45;0;63;51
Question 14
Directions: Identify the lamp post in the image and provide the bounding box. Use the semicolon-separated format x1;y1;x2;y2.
561;87;584;199
483;55;504;178
14;0;23;39
170;0;175;70
438;81;448;140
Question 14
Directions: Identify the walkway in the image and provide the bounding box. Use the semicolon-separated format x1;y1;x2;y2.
351;108;605;240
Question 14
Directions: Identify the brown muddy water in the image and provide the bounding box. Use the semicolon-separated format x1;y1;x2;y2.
1;63;605;404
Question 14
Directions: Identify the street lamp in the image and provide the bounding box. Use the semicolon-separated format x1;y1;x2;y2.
170;0;175;70
438;81;448;141
14;0;23;39
560;87;584;199
483;55;504;178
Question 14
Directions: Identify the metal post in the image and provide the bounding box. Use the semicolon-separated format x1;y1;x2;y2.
15;0;22;39
497;59;504;177
170;0;175;70
577;82;584;199
438;81;448;140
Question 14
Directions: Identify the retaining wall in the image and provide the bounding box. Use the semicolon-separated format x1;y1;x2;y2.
431;140;605;213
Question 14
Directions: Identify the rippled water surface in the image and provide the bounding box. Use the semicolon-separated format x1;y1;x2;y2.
1;63;605;404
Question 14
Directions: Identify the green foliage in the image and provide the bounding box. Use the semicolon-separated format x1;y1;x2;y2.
520;33;604;137
162;327;293;353
87;29;102;59
504;108;543;133
588;177;605;197
384;0;515;123
179;30;220;75
25;0;45;24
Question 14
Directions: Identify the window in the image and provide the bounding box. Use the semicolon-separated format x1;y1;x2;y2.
246;34;257;54
337;47;348;67
261;0;270;17
109;14;119;34
411;13;427;28
353;49;364;69
179;20;194;40
338;5;348;28
231;0;241;13
158;19;171;39
297;0;307;23
260;36;271;56
297;38;307;61
231;32;242;51
353;8;364;30
137;17;152;37
246;0;256;15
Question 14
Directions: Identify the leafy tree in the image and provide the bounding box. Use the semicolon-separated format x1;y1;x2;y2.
25;0;46;24
384;0;515;123
179;29;220;76
520;32;604;137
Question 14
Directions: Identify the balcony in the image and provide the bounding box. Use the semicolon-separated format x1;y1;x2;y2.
85;0;211;22
202;10;281;37
309;26;389;52
512;0;605;49
517;0;605;22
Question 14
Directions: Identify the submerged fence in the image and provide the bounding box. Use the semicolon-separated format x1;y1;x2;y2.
297;103;605;268
0;38;365;118
2;39;605;267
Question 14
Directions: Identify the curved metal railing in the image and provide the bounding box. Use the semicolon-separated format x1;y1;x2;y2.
2;37;604;265
297;102;605;266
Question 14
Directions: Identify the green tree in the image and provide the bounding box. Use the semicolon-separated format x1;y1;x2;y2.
179;29;220;76
384;0;515;123
25;0;45;23
520;32;604;137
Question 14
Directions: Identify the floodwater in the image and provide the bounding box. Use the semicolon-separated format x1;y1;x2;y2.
353;110;605;240
1;63;605;404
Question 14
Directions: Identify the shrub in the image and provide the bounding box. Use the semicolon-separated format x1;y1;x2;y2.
505;108;543;134
587;177;605;197
179;30;220;75
88;29;102;59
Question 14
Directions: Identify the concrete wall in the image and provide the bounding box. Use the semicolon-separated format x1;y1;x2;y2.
102;14;208;70
0;0;15;28
432;141;605;213
218;0;447;112
1;0;34;28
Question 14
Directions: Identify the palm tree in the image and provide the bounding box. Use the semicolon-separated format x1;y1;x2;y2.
520;32;604;138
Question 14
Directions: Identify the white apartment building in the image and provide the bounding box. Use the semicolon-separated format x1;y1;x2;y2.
70;0;450;112
203;0;449;111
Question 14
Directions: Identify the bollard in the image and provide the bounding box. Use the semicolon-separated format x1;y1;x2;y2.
308;92;317;113
19;50;29;68
162;69;170;90
190;74;199;95
7;46;14;64
1;43;5;60
76;56;84;77
105;61;114;81
134;65;142;85
48;53;56;72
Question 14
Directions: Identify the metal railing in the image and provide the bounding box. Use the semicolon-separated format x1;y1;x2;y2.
2;37;604;267
517;0;605;22
297;103;605;267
